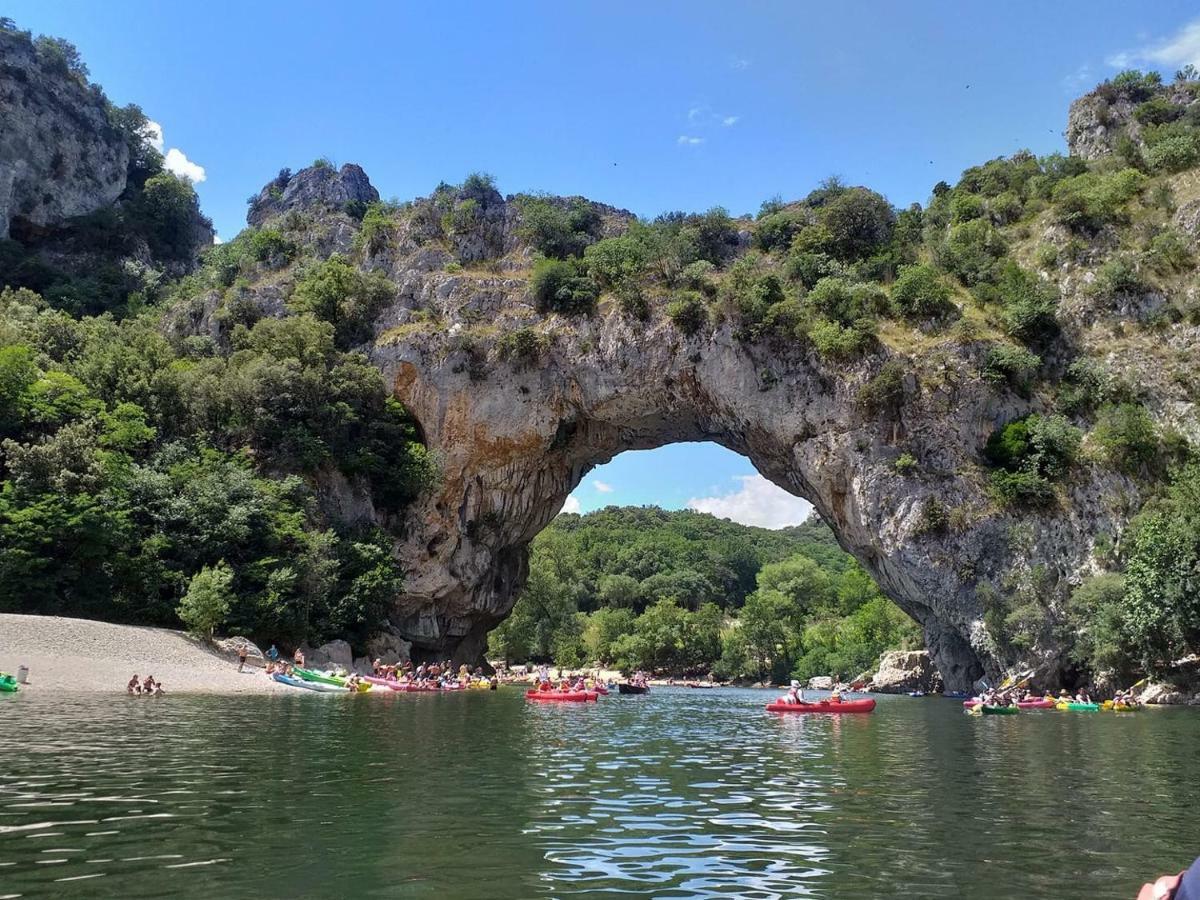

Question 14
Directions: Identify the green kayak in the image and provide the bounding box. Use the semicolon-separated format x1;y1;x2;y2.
293;667;346;687
1056;701;1099;711
980;705;1018;715
0;674;19;693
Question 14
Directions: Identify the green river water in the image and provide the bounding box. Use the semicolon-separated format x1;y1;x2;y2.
1;686;1197;898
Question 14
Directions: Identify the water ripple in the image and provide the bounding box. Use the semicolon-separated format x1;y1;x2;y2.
1;689;1198;897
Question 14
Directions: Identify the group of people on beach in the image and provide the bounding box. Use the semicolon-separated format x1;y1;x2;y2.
126;674;165;696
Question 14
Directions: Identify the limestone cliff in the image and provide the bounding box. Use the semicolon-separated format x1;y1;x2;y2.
0;29;128;240
189;126;1200;691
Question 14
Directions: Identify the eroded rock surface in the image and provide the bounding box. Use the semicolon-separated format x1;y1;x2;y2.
869;650;941;694
0;30;128;239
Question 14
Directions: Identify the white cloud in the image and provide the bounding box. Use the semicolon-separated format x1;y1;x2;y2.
687;475;813;530
722;116;740;127
561;494;581;514
731;57;751;70
212;234;223;245
143;120;206;183
1108;18;1200;71
677;135;705;146
592;480;614;493
142;120;165;154
164;147;206;183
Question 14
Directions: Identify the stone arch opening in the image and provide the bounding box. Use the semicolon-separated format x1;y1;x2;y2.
375;321;1030;691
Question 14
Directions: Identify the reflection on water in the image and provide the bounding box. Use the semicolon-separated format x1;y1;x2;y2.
1;688;1198;898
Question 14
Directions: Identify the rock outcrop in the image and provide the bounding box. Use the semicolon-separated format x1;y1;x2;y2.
869;650;942;694
247;163;379;228
185;160;1199;692
1066;78;1199;161
0;29;129;239
368;283;1140;690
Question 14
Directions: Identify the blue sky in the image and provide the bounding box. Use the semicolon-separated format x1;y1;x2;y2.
10;2;1200;525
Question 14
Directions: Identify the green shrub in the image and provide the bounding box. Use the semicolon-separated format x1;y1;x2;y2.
985;413;1080;485
1058;357;1123;415
754;209;808;253
894;453;917;475
856;360;906;416
289;254;395;347
989;469;1054;507
982;344;1040;393
1134;97;1184;126
355;202;397;254
529;258;598;315
818;188;895;261
517;197;601;259
890;264;954;320
1146;229;1193;273
723;253;785;326
806;277;887;325
1145;133;1200;173
1066;574;1135;678
975;262;1058;344
938;219;1006;285
1092;403;1158;473
1052;169;1147;233
246;229;295;265
809;319;872;359
1090;256;1148;296
915;496;949;534
1122;463;1200;669
583;235;649;288
949;192;985;223
130;173;204;261
666;291;709;335
496;326;548;365
679;260;717;294
783;250;844;288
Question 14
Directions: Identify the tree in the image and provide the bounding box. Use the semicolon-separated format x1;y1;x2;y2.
289;255;395;348
890;265;954;320
177;562;234;639
818;188;895;261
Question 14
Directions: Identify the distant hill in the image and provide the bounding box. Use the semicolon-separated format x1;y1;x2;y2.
539;506;849;613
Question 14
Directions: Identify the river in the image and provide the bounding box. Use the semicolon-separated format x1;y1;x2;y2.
0;687;1196;898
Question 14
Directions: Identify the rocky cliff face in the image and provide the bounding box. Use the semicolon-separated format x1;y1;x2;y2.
0;30;129;239
209;162;1196;691
367;273;1138;690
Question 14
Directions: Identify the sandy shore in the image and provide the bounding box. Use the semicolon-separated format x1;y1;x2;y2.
0;614;286;694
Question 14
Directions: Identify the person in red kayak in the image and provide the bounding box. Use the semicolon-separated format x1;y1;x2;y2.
784;680;805;704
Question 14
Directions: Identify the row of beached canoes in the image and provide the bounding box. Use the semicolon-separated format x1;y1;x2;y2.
272;667;495;694
962;697;1142;715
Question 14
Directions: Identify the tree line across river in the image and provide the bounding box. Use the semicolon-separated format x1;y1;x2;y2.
487;506;921;682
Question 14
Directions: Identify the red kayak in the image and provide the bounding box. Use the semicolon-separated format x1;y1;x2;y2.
766;698;876;714
525;690;597;702
963;698;1055;709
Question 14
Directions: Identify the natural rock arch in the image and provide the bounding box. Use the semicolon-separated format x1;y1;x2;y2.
372;303;1128;692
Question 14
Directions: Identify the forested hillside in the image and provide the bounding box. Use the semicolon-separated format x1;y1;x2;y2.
487;507;920;680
